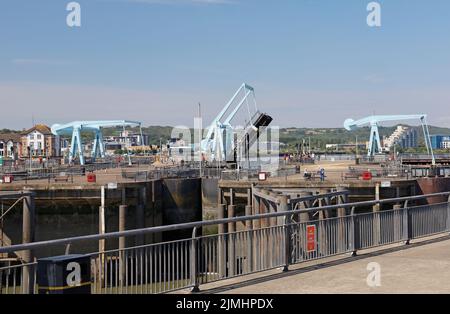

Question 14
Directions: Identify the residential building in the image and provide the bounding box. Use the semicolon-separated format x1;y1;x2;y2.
104;130;148;148
399;128;418;149
430;135;450;149
0;133;22;159
383;126;407;151
21;124;61;157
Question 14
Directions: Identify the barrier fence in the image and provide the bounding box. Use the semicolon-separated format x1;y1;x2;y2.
1;192;449;294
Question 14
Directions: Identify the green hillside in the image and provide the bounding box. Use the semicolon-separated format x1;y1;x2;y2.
5;124;450;153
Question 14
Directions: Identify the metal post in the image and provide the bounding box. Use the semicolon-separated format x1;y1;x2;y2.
269;191;280;226
99;186;106;255
190;227;199;292
393;203;402;241
218;204;227;278
279;195;290;272
22;193;35;294
245;205;253;273
373;183;381;245
268;191;280;268
447;195;450;233
318;190;331;256
403;201;411;245
259;189;270;269
119;205;127;286
98;186;106;288
260;189;270;229
247;187;252;207
299;191;312;223
252;192;260;271
228;204;236;277
337;187;348;253
351;207;359;256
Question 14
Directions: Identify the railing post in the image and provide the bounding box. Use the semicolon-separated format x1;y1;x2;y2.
119;205;127;287
277;195;290;272
228;205;236;277
218;204;227;278
336;187;348;253
403;201;411;245
446;196;450;233
245;205;253;274
22;192;35;294
190;227;199;293
283;214;291;272
351;207;359;257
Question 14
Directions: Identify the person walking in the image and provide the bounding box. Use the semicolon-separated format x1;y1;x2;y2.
320;168;325;182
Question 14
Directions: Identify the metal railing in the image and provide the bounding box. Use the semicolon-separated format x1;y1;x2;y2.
1;192;449;294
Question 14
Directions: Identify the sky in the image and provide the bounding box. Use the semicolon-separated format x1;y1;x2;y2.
0;0;449;129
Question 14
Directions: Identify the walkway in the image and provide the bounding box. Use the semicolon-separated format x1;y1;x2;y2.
195;235;450;294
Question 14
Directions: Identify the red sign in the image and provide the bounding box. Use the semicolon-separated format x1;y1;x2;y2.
258;172;267;181
306;225;316;252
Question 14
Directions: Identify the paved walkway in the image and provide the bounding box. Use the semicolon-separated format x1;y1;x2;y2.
195;235;450;294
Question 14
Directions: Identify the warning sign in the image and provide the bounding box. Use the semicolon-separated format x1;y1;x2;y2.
306;225;316;252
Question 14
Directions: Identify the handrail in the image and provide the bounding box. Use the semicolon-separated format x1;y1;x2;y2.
0;191;449;254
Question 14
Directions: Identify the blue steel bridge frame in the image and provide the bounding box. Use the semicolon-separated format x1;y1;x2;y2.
51;120;142;165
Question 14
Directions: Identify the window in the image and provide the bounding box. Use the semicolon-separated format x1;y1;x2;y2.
37;134;42;140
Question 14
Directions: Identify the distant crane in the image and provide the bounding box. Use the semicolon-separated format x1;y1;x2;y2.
201;83;272;164
343;114;435;165
51;120;142;165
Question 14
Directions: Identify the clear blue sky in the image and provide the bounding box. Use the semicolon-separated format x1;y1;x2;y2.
0;0;449;129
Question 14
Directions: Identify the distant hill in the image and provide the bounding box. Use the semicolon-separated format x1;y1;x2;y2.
4;124;450;153
278;125;450;152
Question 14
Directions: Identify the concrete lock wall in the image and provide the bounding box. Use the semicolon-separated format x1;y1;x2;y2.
416;177;450;204
161;178;202;241
202;177;219;209
0;178;203;258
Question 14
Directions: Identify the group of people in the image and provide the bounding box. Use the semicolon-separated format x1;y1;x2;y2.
284;153;318;164
303;167;326;182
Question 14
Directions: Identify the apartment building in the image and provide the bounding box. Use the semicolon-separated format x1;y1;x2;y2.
21;124;61;157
